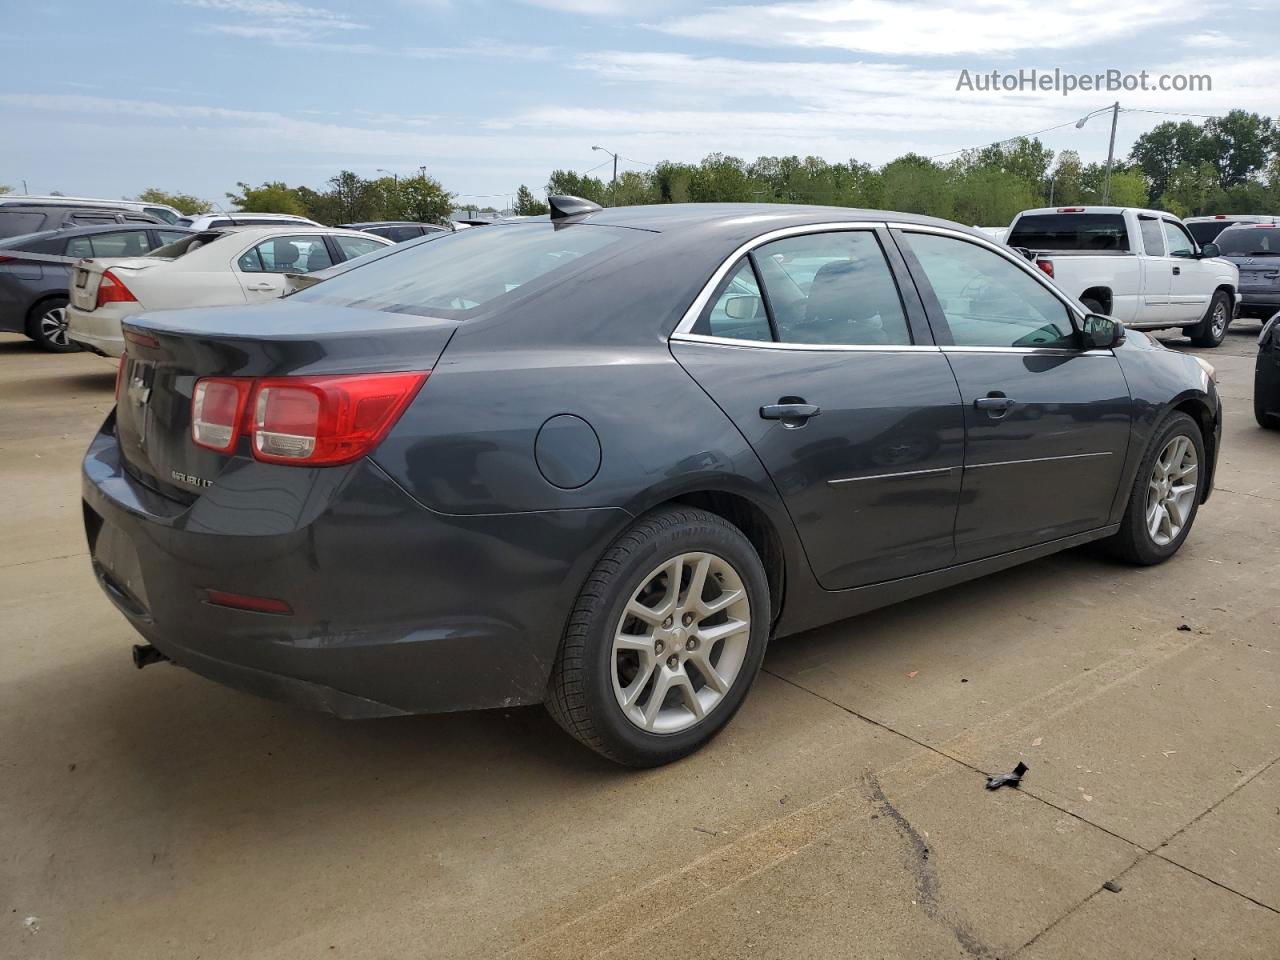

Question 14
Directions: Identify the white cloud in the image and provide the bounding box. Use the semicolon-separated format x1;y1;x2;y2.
408;41;554;61
1182;30;1244;49
655;0;1205;56
183;0;370;48
184;0;366;29
516;0;674;13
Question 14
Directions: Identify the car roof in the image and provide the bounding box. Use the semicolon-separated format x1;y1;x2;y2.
514;202;985;238
340;220;440;228
213;225;390;239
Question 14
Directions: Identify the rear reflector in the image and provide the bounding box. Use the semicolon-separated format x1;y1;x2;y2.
123;328;159;349
189;371;428;466
96;270;138;308
192;378;252;453
1057;207;1084;213
204;589;292;615
1036;259;1054;278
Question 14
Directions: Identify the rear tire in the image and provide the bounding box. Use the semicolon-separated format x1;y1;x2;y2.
26;297;79;353
545;506;770;767
1189;291;1231;348
1105;412;1205;565
1255;392;1280;430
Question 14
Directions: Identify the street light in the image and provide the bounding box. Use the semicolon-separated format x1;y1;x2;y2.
1076;102;1121;204
376;168;397;185
592;145;618;184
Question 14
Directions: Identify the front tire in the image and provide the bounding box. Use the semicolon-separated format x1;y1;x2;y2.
1189;291;1231;348
26;297;79;353
546;506;771;767
1106;412;1205;565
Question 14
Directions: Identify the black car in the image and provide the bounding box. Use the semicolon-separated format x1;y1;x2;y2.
0;223;190;351
83;198;1221;766
0;202;164;241
337;221;451;243
1256;313;1280;429
1216;223;1280;320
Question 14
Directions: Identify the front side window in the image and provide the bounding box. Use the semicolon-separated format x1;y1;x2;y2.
238;235;334;274
753;231;911;346
384;226;422;242
1162;220;1195;258
694;259;771;341
1138;217;1165;256
335;235;387;260
290;222;639;319
906;232;1076;349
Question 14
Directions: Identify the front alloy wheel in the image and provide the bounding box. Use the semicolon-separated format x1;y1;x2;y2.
1145;435;1198;546
546;506;770;766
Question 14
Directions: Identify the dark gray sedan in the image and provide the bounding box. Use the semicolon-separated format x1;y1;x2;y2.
82;199;1221;766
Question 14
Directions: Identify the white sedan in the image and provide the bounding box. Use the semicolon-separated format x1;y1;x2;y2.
66;226;391;357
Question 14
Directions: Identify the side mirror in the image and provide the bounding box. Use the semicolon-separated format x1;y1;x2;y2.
724;295;763;321
1199;241;1220;259
1082;313;1124;349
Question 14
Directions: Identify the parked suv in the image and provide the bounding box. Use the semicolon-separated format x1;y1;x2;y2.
0;195;184;224
1184;215;1279;246
0;203;163;241
1214;223;1280;320
1007;206;1238;346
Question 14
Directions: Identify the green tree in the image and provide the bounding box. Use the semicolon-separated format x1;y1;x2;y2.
0;185;11;195
879;154;954;218
135;187;209;215
952;166;1039;226
1104;168;1150;208
1202;110;1277;188
513;184;549;215
604;171;657;207
689;153;752;202
226;180;309;216
1155;161;1223;217
1129;120;1209;203
391;172;454;223
1047;150;1086;205
546;170;608;204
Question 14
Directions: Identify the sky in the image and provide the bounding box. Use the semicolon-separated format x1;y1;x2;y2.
1;0;1276;209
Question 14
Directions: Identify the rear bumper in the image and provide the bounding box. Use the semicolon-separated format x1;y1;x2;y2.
82;416;629;716
67;304;136;357
1238;293;1280;317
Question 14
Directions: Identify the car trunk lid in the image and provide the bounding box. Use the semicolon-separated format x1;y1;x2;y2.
70;257;159;311
115;300;459;503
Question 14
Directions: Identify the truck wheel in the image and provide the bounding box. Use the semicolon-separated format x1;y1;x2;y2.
1105;412;1205;565
26;297;80;353
1189;291;1231;348
545;506;770;767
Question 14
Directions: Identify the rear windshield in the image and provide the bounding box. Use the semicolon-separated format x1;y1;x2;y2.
289;222;640;319
1008;213;1130;252
1186;221;1231;244
1216;227;1280;256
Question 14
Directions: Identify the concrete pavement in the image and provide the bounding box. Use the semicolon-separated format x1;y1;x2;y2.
1;324;1277;959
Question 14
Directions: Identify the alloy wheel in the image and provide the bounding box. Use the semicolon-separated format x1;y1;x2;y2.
1210;301;1228;338
40;306;71;348
610;552;751;734
1145;435;1198;546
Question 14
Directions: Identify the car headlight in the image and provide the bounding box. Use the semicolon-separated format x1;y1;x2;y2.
1193;356;1217;383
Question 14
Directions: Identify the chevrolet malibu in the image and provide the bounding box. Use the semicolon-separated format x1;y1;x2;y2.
83;198;1221;766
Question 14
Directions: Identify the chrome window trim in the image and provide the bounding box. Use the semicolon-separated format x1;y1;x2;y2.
671;219;1109;353
965;451;1113;470
828;466;957;486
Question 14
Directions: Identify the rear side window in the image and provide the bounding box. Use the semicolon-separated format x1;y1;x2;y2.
754;231;911;346
0;212;48;238
1138;216;1165;256
156;230;189;245
73;230;151;257
238;235;333;274
384;225;423;242
1008;214;1130;252
290;222;638;319
694;259;771;341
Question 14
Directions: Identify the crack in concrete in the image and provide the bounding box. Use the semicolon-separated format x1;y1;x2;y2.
0;551;88;572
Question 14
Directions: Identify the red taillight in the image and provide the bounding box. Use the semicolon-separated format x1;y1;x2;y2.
1036;259;1054;278
116;353;128;402
1057;207;1084;213
1215;215;1226;219
191;378;252;452
96;270;137;308
189;371;428;465
204;589;292;615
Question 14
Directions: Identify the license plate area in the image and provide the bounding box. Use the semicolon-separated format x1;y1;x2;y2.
92;518;151;617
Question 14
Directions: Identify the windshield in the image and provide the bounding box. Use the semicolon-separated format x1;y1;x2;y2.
289;221;642;319
1008;214;1130;252
1216;227;1280;256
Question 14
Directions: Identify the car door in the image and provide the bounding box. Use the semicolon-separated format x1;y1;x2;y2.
1163;219;1210;322
1135;214;1174;322
234;233;334;301
894;228;1132;562
670;226;965;590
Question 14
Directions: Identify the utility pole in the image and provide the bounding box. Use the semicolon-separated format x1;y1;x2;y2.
592;145;618;184
1102;101;1120;204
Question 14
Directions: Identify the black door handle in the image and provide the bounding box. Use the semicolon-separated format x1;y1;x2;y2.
1172;266;1181;275
760;401;821;426
974;395;1016;416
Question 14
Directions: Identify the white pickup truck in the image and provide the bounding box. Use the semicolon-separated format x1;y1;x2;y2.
1006;206;1239;347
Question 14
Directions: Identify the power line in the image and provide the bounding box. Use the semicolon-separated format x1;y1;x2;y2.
928;112;1107;160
